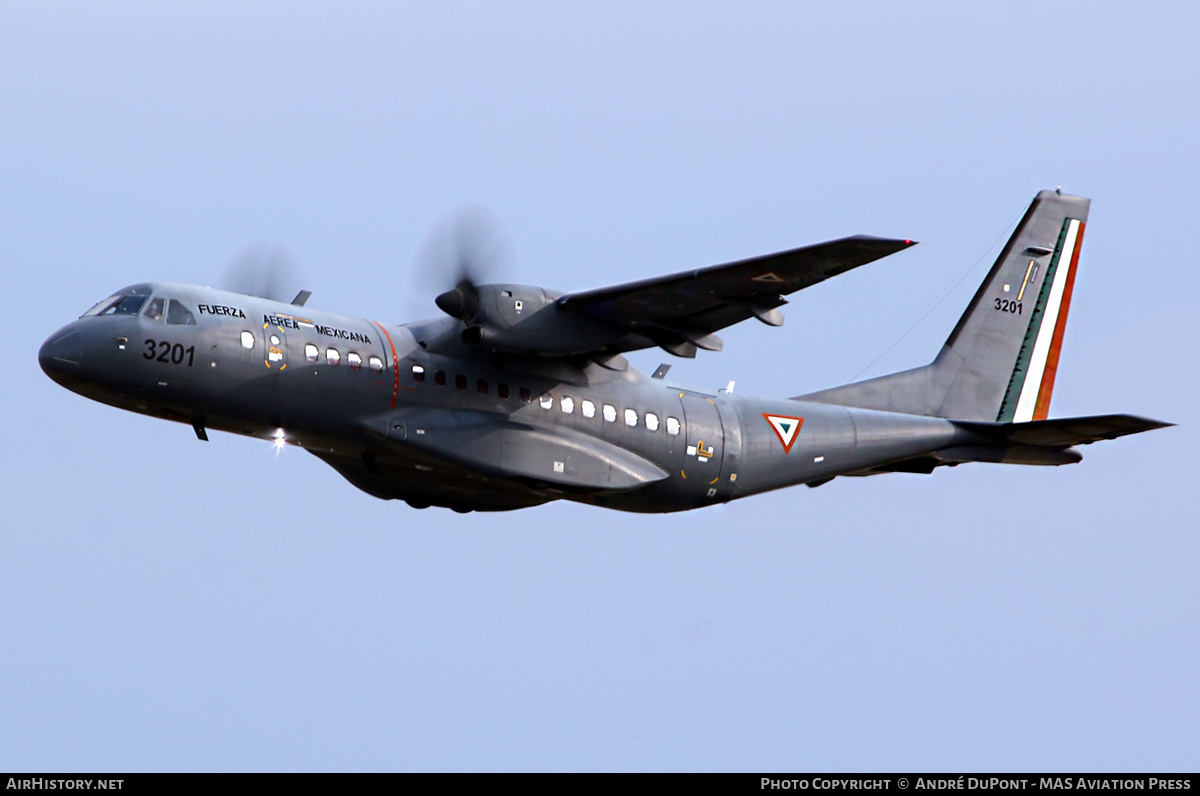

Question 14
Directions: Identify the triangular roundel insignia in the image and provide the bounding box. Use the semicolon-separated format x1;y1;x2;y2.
762;413;804;453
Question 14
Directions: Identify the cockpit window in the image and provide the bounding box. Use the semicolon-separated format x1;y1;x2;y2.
97;294;148;316
144;298;165;322
166;299;196;325
81;296;118;317
104;295;147;315
81;284;153;318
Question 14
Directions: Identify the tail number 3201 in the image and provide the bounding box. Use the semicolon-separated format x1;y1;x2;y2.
143;338;195;366
994;298;1023;314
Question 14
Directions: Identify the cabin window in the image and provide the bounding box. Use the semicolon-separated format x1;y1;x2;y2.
477;379;488;395
240;331;255;349
498;383;510;399
666;417;681;435
561;396;575;414
603;404;617;423
369;356;384;373
434;370;446;386
539;394;553;410
326;348;341;366
455;374;467;390
624;409;638;427
411;364;425;382
143;298;165;322
519;387;531;403
348;352;362;370
166;299;196;325
582;399;596;419
305;344;319;362
645;413;660;432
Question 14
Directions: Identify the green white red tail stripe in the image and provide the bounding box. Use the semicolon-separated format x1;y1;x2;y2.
999;218;1086;423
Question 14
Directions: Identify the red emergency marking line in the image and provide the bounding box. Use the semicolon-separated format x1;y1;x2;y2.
372;320;400;408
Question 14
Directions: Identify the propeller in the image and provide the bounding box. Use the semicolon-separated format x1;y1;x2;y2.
416;205;513;322
219;242;305;303
435;277;481;322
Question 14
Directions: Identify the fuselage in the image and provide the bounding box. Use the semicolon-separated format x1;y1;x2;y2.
40;194;1159;513
40;282;967;513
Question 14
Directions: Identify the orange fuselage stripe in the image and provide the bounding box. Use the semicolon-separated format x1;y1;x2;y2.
372;320;400;409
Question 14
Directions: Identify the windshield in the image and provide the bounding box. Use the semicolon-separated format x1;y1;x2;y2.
81;284;154;318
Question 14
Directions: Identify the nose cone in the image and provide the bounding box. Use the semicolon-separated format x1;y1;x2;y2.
39;329;82;383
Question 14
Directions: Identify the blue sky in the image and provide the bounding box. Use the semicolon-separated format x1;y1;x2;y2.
2;1;1195;771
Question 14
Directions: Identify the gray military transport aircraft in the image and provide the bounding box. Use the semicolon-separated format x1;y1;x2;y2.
39;190;1169;513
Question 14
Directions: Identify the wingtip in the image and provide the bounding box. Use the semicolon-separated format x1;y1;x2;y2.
1117;414;1175;431
845;234;918;251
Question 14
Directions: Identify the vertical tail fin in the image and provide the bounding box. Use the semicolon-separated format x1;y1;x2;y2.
798;190;1090;422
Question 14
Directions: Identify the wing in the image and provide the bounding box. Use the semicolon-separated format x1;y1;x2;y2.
557;235;915;357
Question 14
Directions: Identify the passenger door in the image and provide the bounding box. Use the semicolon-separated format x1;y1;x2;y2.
678;391;728;499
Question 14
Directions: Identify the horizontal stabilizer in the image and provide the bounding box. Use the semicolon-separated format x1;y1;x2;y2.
357;408;668;492
953;413;1172;448
862;413;1172;475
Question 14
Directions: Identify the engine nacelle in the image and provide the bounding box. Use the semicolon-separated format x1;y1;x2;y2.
436;283;623;357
